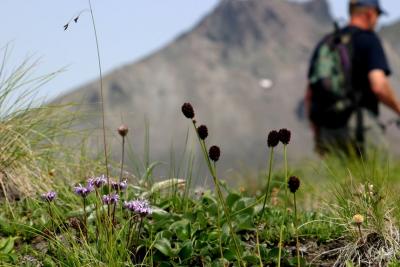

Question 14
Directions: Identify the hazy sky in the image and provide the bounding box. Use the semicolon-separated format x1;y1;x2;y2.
1;0;399;101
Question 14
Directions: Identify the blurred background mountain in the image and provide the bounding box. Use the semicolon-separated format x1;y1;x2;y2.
55;0;400;173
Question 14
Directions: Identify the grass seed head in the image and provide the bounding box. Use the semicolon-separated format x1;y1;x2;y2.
117;124;129;137
181;102;195;119
288;176;300;193
278;128;291;145
267;130;280;148
197;125;208;140
209;145;221;162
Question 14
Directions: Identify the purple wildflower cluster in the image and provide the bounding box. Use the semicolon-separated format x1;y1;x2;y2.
74;183;94;198
111;180;128;191
73;175;129;202
88;175;107;188
41;191;57;202
124;199;152;216
102;194;120;205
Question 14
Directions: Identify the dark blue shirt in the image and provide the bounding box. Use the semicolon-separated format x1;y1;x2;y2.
308;25;391;115
348;26;391;115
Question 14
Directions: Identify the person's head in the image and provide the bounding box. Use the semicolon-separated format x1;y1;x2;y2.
349;0;386;30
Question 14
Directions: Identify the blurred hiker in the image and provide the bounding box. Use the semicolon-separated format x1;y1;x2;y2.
305;0;400;156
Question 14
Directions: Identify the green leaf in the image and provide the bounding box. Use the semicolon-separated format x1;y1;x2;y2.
178;241;193;260
201;194;218;206
223;248;236;261
159;230;174;240
149;178;185;195
226;192;241;207
232;197;255;215
211;258;229;267
169;219;190;241
154;238;175;257
288;257;307;266
151;207;171;220
0;237;16;254
243;255;260;265
207;231;221;242
236;214;255;231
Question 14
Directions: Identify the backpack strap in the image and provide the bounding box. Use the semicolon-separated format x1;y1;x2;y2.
344;26;365;155
334;24;365;155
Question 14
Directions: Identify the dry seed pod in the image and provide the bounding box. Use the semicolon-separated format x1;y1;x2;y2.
118;124;129;137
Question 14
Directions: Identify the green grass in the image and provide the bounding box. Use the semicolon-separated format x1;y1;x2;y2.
1;84;400;266
2;96;399;267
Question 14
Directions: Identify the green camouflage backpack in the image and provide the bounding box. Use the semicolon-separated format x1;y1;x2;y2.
308;26;360;128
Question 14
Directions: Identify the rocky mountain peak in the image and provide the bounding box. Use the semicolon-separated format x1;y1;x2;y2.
303;0;332;24
196;0;331;48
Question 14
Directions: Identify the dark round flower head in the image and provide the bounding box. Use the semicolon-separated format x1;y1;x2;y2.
209;145;221;162
181;103;195;119
278;128;291;145
197;125;208;140
117;124;129;137
267;130;280;148
288;176;300;193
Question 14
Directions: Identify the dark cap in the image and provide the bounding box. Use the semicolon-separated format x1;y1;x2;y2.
350;0;387;15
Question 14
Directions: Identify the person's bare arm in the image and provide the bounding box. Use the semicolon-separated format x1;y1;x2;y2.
369;69;400;115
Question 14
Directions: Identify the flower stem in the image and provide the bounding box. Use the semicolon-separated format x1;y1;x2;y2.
256;228;264;267
95;189;100;246
119;136;126;184
127;215;135;250
87;0;110;194
215;163;224;261
260;147;274;220
284;145;288;201
294;193;300;267
358;225;363;243
110;135;126;230
83;197;88;240
278;144;289;267
136;217;144;247
47;202;55;233
191;121;243;266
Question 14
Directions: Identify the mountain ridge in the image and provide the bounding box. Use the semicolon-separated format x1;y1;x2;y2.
57;0;400;173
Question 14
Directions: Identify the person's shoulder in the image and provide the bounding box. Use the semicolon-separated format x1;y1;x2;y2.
348;28;382;50
350;27;380;42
